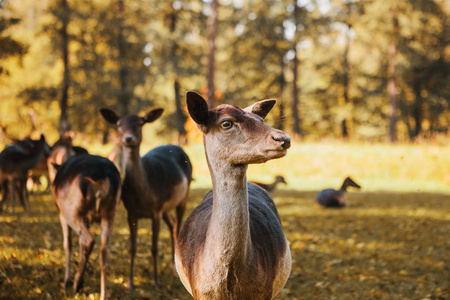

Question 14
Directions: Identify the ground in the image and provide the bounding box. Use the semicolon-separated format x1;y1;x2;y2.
0;188;449;299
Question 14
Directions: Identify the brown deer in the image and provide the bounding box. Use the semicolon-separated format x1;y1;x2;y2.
175;92;292;299
52;154;121;300
100;107;193;288
47;131;88;184
0;134;50;213
315;176;361;207
250;175;287;192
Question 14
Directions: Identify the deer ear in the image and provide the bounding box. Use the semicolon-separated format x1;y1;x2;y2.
83;176;97;185
186;91;210;127
100;108;120;125
143;108;164;123
244;99;277;120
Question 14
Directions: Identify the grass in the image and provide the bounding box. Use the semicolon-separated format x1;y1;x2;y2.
0;141;449;299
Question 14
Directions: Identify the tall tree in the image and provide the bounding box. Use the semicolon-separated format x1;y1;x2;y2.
59;0;70;134
388;6;399;143
207;0;218;108
117;0;130;115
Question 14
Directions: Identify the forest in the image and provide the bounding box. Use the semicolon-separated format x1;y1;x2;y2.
0;0;448;144
0;0;449;300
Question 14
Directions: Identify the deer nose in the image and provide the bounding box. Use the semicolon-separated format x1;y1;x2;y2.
124;136;134;144
272;135;291;150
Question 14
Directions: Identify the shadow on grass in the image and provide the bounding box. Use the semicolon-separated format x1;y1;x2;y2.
0;189;449;299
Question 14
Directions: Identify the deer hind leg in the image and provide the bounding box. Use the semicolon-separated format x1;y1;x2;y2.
99;216;115;300
0;180;11;212
175;198;187;236
18;179;29;213
127;215;138;290
151;215;162;288
59;215;73;287
163;212;176;264
73;225;95;293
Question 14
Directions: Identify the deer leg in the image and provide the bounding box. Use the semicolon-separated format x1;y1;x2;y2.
18;179;29;213
151;215;161;288
59;215;73;288
73;225;94;293
11;181;16;214
127;215;138;290
162;212;176;264
100;216;114;300
0;180;11;212
175;198;187;236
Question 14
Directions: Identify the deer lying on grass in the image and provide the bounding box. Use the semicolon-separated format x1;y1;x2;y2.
0;134;50;213
315;176;361;207
250;175;287;192
52;154;121;300
100;107;193;288
175;92;292;299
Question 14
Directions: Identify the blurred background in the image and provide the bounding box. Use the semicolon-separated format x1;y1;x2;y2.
0;0;449;192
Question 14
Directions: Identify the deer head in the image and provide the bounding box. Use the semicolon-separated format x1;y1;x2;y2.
186;91;291;165
100;108;164;148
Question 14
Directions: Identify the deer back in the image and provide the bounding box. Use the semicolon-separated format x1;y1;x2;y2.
52;155;121;219
0;135;49;177
128;144;192;210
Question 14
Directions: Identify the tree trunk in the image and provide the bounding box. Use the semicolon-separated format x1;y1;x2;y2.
174;79;187;145
291;47;301;138
412;79;423;139
341;23;351;139
388;10;399;143
117;0;129;115
276;59;286;131
59;0;70;135
207;0;218;108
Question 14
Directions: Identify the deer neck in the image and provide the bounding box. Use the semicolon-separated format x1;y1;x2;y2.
22;143;46;170
205;151;251;265
122;145;145;179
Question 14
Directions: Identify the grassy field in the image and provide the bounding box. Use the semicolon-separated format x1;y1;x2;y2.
0;142;449;299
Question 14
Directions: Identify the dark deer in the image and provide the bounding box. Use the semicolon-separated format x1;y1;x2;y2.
100;107;193;288
13;137;51;193
250;175;287;192
175;92;292;299
315;176;361;207
0;134;50;213
52;154;121;300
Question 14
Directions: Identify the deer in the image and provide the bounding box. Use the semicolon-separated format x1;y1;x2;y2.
250;175;287;192
52;154;121;300
100;107;193;289
315;176;361;208
47;131;88;184
0;134;50;213
175;91;292;300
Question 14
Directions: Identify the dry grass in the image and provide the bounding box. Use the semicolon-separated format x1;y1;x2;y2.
1;142;449;299
0;188;449;299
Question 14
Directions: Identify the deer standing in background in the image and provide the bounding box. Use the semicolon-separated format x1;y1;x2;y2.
100;107;193;288
52;154;121;300
250;175;287;192
0;134;50;213
175;92;292;299
315;176;361;207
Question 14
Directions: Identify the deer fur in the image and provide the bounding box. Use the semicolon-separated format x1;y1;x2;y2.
100;107;193;288
175;91;292;300
52;154;121;300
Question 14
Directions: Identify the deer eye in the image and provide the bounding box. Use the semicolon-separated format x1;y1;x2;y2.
220;120;233;130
